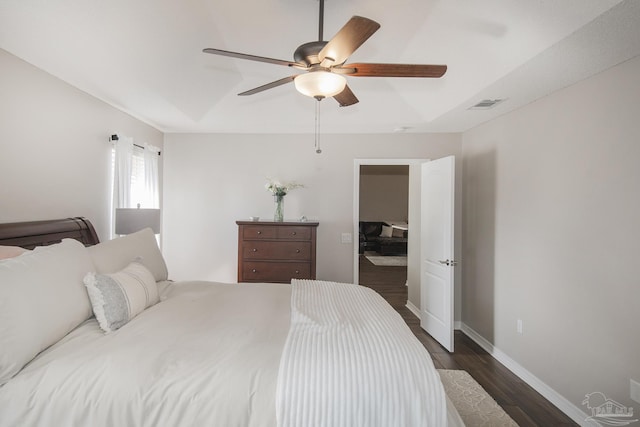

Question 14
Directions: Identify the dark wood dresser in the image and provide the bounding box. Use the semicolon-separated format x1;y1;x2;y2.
236;221;319;283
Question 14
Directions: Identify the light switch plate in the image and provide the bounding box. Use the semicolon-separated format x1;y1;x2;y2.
341;233;352;244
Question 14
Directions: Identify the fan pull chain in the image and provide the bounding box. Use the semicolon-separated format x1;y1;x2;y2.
315;100;322;154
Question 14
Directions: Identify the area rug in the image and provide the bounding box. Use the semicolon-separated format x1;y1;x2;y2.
364;255;407;266
438;369;519;427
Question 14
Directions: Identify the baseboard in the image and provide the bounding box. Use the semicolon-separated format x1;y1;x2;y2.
454;320;462;330
460;323;592;426
406;300;420;319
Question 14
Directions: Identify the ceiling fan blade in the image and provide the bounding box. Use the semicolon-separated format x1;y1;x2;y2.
203;48;306;69
318;16;380;66
238;76;296;96
333;84;359;107
341;63;447;78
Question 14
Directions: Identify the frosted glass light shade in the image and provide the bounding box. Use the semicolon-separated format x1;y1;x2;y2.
294;71;346;99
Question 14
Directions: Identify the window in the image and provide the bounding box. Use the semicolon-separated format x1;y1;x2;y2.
130;146;148;208
110;136;160;237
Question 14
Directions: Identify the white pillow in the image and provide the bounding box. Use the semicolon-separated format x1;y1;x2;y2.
380;225;393;238
0;239;94;386
392;228;405;238
84;261;159;333
0;245;28;260
89;228;168;281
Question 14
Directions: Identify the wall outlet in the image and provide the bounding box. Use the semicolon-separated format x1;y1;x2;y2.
631;379;640;404
341;233;352;244
517;319;523;335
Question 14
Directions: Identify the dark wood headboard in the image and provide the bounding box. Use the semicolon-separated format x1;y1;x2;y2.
0;217;100;249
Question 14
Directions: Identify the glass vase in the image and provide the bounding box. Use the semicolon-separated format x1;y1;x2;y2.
274;194;284;222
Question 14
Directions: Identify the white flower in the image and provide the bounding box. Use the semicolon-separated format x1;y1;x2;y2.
265;178;304;196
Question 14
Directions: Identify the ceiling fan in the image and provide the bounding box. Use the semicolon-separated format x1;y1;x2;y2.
203;0;447;107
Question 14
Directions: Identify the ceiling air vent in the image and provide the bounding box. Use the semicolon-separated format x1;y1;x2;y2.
468;99;505;110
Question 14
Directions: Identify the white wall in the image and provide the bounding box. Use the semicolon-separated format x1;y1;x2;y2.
359;169;409;222
0;49;163;240
462;55;640;415
162;133;461;310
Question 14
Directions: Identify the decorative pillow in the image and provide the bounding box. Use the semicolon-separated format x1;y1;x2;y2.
0;245;28;260
391;228;405;238
0;239;94;386
88;227;168;281
380;225;393;238
83;261;159;333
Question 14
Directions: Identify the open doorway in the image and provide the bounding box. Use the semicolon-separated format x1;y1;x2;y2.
358;165;409;289
353;158;427;319
353;157;458;351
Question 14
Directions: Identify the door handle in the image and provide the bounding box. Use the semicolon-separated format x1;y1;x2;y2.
438;259;458;266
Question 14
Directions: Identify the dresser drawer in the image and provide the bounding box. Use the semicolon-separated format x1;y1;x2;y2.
243;241;311;260
243;262;311;282
276;226;312;240
242;225;277;240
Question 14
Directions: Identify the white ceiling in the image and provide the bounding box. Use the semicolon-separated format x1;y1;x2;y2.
1;0;639;134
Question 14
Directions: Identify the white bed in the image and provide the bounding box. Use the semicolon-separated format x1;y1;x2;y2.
0;218;464;426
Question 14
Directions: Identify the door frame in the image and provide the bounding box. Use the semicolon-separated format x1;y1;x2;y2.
353;158;429;286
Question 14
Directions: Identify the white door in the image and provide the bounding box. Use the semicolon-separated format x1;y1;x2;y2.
420;156;455;352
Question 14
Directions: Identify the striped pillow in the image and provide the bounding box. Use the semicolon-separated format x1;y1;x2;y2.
83;261;159;333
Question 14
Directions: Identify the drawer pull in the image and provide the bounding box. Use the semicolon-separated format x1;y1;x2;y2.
252;248;257;252
292;231;297;235
252;269;257;273
295;270;300;274
257;231;262;235
295;249;300;253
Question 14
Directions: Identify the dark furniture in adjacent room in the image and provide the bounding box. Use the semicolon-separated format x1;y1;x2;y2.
359;221;408;256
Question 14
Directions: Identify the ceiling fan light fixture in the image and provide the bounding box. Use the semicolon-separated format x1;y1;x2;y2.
294;70;346;99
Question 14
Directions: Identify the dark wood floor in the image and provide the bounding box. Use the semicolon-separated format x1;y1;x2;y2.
359;255;578;427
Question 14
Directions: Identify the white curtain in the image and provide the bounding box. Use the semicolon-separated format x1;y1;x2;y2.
113;136;133;209
143;143;160;209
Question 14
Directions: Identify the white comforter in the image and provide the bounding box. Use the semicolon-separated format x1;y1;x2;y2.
0;281;291;427
0;280;450;427
277;280;447;427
